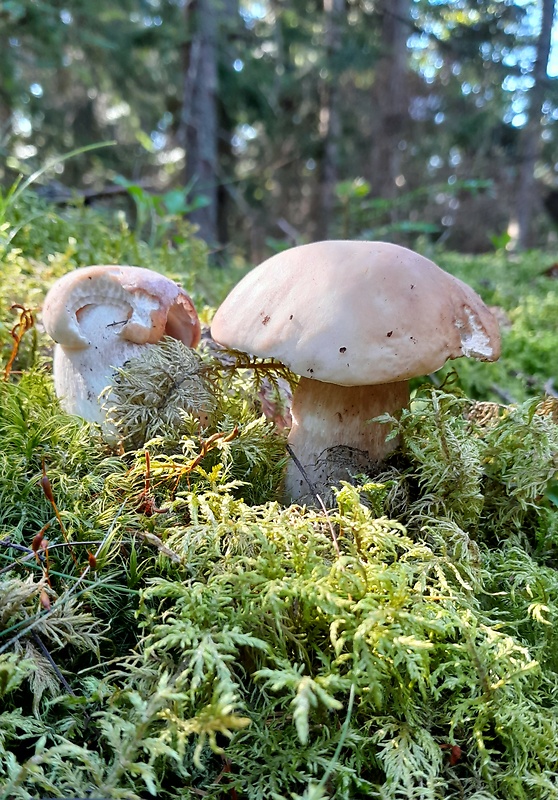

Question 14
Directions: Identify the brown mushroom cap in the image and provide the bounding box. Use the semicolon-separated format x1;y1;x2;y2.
211;240;501;385
43;265;201;350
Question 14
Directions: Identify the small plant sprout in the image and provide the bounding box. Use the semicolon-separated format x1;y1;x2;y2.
42;265;201;441
211;240;501;503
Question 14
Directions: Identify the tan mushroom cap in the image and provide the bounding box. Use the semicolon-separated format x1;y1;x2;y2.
211;240;501;386
43;265;201;350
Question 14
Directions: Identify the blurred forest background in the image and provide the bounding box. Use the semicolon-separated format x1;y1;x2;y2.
1;0;557;262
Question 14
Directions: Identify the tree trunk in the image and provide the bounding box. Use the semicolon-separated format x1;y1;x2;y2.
216;0;240;248
369;0;410;214
315;0;345;240
512;0;555;250
0;33;13;146
179;0;219;245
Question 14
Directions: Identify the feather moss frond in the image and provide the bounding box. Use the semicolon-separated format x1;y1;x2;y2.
3;442;558;798
378;387;558;548
106;337;217;449
3;219;558;799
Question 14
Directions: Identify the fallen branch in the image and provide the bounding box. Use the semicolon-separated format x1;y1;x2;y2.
32;631;76;696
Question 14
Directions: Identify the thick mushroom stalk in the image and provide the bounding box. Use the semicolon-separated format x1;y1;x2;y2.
285;377;409;501
42;265;201;439
211;240;501;505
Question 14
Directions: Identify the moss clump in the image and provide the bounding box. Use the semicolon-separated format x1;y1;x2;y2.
1;369;558;799
380;387;558;548
434;249;558;402
1;196;558;799
106;338;217;449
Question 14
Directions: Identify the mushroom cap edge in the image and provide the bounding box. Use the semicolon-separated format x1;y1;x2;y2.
42;264;201;350
210;240;501;386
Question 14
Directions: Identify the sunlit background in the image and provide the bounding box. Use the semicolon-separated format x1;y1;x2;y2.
1;0;556;257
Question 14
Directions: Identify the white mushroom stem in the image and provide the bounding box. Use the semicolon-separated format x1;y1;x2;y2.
52;301;148;431
43;265;201;443
284;376;409;503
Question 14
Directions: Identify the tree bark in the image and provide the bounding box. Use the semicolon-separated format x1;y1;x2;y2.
216;0;240;248
179;0;219;245
512;0;555;250
369;0;410;213
315;0;345;240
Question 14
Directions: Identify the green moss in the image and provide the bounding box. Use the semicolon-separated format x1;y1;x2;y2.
434;250;558;402
1;197;558;799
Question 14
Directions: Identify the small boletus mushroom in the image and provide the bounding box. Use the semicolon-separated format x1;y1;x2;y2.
210;240;501;503
42;265;201;438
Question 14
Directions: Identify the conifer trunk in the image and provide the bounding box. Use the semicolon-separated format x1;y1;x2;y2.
369;0;410;217
513;0;555;250
315;0;344;240
179;0;219;245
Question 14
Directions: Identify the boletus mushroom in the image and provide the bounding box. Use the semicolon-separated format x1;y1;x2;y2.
210;240;501;504
42;265;201;439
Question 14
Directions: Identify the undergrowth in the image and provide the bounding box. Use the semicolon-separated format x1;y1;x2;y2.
434;249;558;402
1;192;558;799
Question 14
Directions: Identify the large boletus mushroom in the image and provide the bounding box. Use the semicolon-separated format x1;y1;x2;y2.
42;265;200;439
210;240;501;504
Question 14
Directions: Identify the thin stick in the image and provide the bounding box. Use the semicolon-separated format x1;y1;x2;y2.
0;503;125;656
286;444;341;558
0;539;34;553
32;631;76;696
